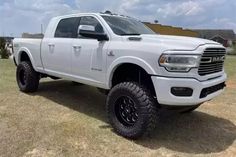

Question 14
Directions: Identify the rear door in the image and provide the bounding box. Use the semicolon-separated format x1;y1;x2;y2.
41;17;79;76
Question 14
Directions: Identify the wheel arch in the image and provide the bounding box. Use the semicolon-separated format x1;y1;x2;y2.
107;57;157;96
107;56;156;87
16;47;37;70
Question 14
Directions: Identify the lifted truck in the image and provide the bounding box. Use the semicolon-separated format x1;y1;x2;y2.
13;12;227;139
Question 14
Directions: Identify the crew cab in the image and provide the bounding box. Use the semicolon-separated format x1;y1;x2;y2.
13;12;227;139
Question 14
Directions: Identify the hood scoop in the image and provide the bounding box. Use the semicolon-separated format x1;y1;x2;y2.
128;37;142;41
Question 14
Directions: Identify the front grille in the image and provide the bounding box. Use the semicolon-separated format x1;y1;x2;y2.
198;48;226;76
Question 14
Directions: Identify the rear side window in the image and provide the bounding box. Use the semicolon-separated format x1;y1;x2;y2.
55;17;79;38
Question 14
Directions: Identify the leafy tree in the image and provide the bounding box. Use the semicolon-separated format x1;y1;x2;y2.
0;38;5;49
0;38;9;59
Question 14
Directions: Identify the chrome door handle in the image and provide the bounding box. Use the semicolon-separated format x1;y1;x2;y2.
48;43;55;47
48;43;55;53
73;45;82;49
107;51;115;56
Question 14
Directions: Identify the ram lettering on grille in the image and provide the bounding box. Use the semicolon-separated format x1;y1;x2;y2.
198;48;226;76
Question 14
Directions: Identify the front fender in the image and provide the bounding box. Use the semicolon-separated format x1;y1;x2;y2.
106;56;157;88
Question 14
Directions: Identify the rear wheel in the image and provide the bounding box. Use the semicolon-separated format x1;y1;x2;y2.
106;82;158;139
16;61;39;93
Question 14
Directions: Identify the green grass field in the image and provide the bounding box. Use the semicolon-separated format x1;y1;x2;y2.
0;57;236;157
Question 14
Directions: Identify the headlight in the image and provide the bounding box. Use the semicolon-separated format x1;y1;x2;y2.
159;54;201;72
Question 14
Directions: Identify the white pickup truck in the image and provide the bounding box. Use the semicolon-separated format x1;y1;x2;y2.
13;12;227;139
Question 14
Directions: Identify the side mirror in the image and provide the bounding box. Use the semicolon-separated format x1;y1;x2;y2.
79;25;95;32
78;25;109;41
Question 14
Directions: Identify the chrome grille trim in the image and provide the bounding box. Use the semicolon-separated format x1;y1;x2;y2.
198;48;226;76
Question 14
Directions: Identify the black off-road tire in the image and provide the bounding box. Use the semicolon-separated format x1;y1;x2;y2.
16;61;39;93
106;82;158;139
180;104;201;113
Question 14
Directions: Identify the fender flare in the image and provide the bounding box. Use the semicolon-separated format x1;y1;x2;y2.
106;56;157;88
16;47;37;70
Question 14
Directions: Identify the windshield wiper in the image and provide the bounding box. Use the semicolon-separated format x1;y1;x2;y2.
120;33;141;36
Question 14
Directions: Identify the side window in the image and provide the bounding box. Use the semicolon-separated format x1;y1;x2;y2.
78;16;104;38
55;17;79;38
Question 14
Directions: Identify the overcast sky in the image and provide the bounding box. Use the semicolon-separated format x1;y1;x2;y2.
0;0;236;37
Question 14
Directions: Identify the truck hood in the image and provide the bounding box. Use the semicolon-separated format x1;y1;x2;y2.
127;34;221;51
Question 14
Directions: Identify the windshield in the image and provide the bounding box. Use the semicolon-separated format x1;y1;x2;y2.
101;15;155;36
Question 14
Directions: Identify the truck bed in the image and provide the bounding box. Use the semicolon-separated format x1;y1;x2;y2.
13;38;43;70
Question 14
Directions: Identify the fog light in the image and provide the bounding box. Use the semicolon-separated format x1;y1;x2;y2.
171;87;193;97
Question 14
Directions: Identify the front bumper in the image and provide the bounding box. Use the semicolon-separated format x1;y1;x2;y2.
151;73;227;106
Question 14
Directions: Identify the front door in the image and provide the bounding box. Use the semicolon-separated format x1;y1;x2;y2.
71;16;108;85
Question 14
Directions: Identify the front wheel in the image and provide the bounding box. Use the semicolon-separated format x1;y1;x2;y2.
16;61;39;93
106;82;158;139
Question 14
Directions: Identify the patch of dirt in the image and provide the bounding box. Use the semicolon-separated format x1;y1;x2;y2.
227;80;236;89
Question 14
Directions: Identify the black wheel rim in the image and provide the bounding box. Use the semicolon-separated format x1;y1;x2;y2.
115;96;138;127
19;69;26;86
